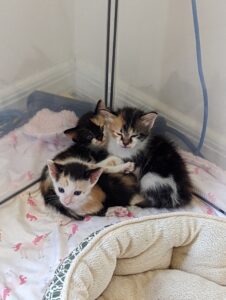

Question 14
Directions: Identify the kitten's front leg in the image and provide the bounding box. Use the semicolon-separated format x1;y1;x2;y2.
96;155;124;168
103;161;135;174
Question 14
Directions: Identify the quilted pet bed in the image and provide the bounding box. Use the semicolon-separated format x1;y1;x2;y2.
44;213;226;300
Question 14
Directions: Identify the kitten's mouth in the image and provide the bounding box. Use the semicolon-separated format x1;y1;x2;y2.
121;145;132;149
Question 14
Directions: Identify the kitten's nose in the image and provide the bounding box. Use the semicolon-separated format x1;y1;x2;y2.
123;139;130;147
97;133;103;141
64;196;73;205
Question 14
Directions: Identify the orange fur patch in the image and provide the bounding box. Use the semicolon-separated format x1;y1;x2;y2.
90;115;105;127
79;185;105;215
40;174;52;194
74;180;90;191
59;176;68;187
109;114;124;134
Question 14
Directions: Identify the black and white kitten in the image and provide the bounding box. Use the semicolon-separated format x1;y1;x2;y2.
40;144;142;220
100;106;193;208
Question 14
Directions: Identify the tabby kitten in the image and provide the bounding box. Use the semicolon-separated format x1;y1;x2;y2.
100;105;193;208
40;144;142;220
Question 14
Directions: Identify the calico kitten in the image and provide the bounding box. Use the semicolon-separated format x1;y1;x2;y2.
64;100;108;162
40;144;142;220
100;106;193;208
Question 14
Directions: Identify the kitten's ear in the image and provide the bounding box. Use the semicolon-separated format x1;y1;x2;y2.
140;112;158;129
87;168;103;185
47;160;63;179
95;99;106;114
64;127;78;141
99;109;115;123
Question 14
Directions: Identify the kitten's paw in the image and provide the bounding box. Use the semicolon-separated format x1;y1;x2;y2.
106;206;130;217
107;156;124;166
123;162;135;173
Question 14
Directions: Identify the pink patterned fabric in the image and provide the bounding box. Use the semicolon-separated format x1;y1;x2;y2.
0;181;224;300
180;150;226;213
0;109;77;201
0;109;226;299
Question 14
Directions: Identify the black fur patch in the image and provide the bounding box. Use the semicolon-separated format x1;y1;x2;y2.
78;112;104;141
54;144;93;162
140;185;175;208
98;173;140;209
65;111;104;145
62;163;90;180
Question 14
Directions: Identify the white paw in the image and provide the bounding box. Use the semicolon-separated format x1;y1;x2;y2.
123;162;135;173
107;156;123;166
106;206;130;217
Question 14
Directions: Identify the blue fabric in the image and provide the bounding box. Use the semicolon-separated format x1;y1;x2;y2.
0;91;94;138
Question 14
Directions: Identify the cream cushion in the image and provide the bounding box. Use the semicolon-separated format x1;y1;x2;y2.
59;213;226;300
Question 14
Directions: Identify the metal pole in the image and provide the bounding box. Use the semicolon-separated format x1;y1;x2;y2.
109;0;118;109
104;0;111;106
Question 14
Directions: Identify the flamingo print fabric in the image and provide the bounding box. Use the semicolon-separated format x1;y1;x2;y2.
0;109;77;202
0;109;226;299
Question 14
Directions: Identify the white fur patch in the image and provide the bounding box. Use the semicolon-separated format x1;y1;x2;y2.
140;173;179;206
108;135;147;159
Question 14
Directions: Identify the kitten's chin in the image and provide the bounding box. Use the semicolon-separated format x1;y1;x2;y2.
108;137;146;158
120;144;134;149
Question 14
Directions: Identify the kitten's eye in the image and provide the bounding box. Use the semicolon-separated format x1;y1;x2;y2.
87;134;93;140
131;134;138;138
74;191;82;196
58;187;65;193
139;134;146;138
116;132;122;136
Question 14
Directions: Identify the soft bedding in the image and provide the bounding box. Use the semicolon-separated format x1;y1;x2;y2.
0;162;225;300
0;109;226;299
0;108;76;202
44;213;226;300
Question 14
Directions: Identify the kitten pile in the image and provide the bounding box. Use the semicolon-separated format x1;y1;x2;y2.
40;100;193;219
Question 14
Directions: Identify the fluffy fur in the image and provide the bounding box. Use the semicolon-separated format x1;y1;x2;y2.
64;100;108;153
40;144;143;220
100;106;193;208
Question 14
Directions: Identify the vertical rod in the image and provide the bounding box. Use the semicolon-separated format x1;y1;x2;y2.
104;0;111;106
109;0;118;109
191;0;208;154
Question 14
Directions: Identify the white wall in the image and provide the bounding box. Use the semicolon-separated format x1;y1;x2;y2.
114;0;226;167
73;0;226;167
73;0;107;100
0;0;75;107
